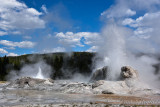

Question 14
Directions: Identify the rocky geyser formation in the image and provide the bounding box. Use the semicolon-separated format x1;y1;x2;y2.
1;66;160;96
121;66;138;79
90;66;108;82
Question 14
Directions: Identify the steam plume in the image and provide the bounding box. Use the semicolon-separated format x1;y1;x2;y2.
7;61;52;80
35;67;45;79
94;20;160;88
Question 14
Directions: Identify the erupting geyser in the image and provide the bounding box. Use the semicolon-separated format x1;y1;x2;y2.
35;67;44;79
96;22;128;81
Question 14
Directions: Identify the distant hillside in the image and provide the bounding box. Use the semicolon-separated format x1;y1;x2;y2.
0;52;96;81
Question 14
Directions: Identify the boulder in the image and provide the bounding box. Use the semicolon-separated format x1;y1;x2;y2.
90;66;108;82
102;90;114;94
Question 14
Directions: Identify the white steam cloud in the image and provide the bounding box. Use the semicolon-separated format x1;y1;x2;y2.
99;22;128;80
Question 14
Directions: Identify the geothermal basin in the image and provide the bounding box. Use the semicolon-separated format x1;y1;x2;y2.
0;66;160;106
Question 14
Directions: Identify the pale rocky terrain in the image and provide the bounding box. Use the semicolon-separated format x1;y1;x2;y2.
0;66;160;106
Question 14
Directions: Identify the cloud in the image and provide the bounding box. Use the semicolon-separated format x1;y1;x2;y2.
11;31;21;35
101;0;160;54
7;52;18;56
42;47;66;53
4;47;15;50
43;3;74;31
0;48;8;54
41;5;48;14
35;31;100;53
123;12;160;28
0;31;8;36
101;0;160;19
126;9;136;16
134;27;153;38
0;0;45;33
101;7;136;18
86;46;98;52
35;31;99;53
122;18;136;27
101;0;136;18
23;36;32;39
0;40;35;48
121;11;160;53
129;0;160;10
55;32;100;47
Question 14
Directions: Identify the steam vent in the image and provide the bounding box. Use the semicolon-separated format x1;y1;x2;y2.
0;66;160;106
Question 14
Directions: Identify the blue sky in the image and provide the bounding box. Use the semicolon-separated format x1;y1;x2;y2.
0;0;160;56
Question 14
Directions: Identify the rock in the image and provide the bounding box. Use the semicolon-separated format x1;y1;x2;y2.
92;80;104;89
102;90;114;94
91;66;160;95
121;66;138;79
60;82;93;94
90;66;108;82
92;80;130;95
44;78;54;85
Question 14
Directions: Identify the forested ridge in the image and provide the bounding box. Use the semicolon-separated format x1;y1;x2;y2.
0;52;95;81
1;52;160;81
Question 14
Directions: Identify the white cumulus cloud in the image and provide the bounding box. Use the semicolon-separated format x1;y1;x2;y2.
42;47;66;53
101;0;160;19
0;40;35;48
0;48;8;54
55;32;100;47
0;0;45;33
122;11;160;52
0;31;8;36
7;53;18;56
126;9;136;16
86;46;98;52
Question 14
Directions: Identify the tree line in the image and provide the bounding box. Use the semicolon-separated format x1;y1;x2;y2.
0;52;95;81
0;56;9;80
